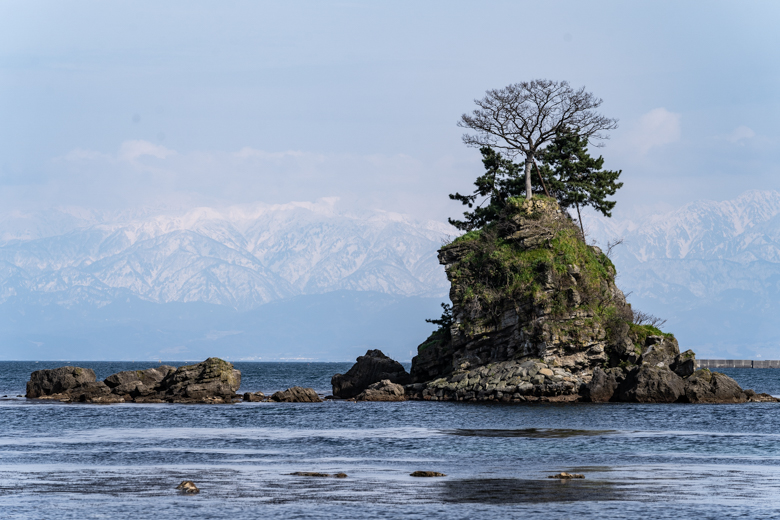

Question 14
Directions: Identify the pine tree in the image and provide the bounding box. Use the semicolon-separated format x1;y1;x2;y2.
448;147;544;231
538;130;623;233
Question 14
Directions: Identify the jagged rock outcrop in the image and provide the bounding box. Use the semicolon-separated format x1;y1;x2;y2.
25;358;241;404
26;366;97;398
355;380;406;401
270;386;322;403
331;349;411;398
408;197;771;404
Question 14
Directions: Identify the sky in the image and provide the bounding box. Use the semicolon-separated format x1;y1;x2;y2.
1;0;779;223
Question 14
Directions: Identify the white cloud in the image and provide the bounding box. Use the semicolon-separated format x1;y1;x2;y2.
726;125;756;143
629;108;682;155
117;140;176;161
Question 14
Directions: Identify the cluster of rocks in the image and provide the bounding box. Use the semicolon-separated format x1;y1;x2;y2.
397;198;776;405
25;358;334;404
26;358;242;404
406;360;582;403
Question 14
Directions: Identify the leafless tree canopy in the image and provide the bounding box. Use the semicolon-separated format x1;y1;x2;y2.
605;237;624;258
632;310;667;329
458;80;618;159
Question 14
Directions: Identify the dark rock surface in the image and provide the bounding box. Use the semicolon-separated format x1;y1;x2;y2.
584;367;626;403
410;471;446;477
617;366;684;403
26;366;97;398
243;391;265;402
25;358;241;404
270;386;322;403
548;473;584;479
681;369;748;403
331;349;411;398
671;350;696;378
290;472;347;478
355;379;406;401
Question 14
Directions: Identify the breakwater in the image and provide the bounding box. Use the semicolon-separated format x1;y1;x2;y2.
698;360;780;369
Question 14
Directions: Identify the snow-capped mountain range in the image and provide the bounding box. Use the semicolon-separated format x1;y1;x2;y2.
4;189;780;359
586;190;780;357
0;199;452;310
588;190;780;301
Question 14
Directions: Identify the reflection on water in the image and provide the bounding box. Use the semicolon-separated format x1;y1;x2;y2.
2;362;780;519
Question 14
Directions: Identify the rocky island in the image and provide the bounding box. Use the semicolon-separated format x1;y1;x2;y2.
334;197;776;404
26;358;242;403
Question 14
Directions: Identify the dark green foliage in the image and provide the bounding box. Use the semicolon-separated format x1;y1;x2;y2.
449;147;545;231
538;130;623;218
426;302;453;329
421;303;453;352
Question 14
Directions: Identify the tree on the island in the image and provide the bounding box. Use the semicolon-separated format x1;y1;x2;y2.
537;129;623;235
458;80;618;201
448;147;530;231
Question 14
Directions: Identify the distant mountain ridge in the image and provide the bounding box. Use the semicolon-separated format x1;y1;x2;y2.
0;199;452;310
587;190;780;358
5;190;780;360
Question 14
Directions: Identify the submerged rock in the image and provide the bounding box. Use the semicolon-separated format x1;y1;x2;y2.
290;472;347;478
331;349;411;399
271;387;322;403
355;379;406;401
410;471;446;477
176;480;200;494
548;473;584;479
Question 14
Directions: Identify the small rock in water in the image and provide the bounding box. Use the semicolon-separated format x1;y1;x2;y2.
290;471;347;478
243;391;265;402
271;387;322;403
548;472;584;479
176;480;200;493
410;471;446;477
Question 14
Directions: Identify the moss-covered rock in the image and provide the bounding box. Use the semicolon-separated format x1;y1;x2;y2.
409;196;772;404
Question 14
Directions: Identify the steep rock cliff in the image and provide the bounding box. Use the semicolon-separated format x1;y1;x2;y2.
407;197;767;403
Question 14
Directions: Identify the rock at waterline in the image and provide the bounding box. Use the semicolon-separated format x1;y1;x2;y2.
25;358;241;404
410;471;446;477
26;366;96;398
355;379;406;401
290;472;347;478
243;391;266;402
270;387;322;403
548;473;584;479
176;480;200;494
331;349;411;399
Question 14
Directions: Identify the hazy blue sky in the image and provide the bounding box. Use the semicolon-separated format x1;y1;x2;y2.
1;1;779;221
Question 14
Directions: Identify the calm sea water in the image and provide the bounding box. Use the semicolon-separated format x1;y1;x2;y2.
3;362;780;519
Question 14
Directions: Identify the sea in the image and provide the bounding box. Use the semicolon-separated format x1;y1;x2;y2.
3;361;780;519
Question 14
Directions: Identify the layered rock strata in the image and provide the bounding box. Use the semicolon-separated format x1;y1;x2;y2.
406;197;771;404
